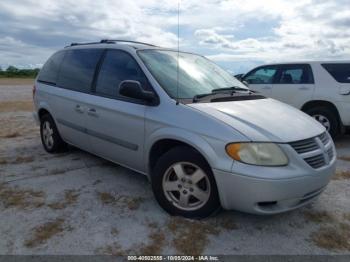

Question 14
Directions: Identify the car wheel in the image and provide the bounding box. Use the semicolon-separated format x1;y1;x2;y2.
305;106;339;138
40;114;67;153
151;146;220;218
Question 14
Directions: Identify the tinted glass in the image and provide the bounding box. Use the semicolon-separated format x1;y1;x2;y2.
38;51;65;84
138;50;247;99
244;66;277;84
95;50;150;97
277;65;314;84
57;49;103;92
322;63;350;83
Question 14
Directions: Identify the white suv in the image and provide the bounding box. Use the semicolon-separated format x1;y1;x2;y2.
241;62;350;137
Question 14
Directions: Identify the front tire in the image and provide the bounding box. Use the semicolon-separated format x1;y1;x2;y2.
40;114;67;153
151;146;220;218
305;106;339;138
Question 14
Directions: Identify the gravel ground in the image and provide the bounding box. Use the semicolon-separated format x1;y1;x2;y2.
0;84;350;255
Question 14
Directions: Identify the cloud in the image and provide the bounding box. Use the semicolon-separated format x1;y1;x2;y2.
193;0;350;68
0;0;349;73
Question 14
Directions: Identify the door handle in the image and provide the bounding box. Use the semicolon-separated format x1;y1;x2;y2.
87;108;98;117
299;86;310;90
75;105;84;113
262;86;271;90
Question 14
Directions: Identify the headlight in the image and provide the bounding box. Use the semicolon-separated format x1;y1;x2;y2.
226;143;288;166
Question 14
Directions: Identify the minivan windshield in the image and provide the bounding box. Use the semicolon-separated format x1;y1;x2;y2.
138;49;248;99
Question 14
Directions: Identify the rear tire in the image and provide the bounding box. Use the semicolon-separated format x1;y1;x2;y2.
151;146;220;218
305;106;339;138
40;114;67;153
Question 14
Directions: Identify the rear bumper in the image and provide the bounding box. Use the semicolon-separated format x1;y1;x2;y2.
213;160;335;214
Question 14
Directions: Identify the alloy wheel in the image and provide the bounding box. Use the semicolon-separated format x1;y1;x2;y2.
42;121;54;149
313;114;331;131
162;162;211;211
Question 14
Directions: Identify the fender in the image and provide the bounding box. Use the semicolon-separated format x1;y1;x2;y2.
145;127;233;176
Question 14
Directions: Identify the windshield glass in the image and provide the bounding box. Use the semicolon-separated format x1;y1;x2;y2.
138;50;248;99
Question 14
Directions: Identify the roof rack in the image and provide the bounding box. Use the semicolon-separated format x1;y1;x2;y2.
65;39;158;48
100;39;158;47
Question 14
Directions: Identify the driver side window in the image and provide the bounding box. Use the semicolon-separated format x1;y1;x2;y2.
95;50;150;98
244;66;277;84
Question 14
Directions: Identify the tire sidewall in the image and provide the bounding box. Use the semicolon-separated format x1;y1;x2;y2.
40;114;62;153
151;146;220;218
306;107;339;137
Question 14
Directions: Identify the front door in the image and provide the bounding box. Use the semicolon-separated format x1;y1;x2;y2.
243;65;278;97
85;49;152;172
270;64;315;108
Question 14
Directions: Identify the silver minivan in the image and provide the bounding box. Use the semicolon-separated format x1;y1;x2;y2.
33;40;336;218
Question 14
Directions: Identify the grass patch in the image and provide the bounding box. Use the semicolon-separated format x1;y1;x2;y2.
48;190;79;210
0;100;33;112
333;170;350;180
24;218;66;248
166;215;238;255
167;217;220;255
98;223;166;255
344;213;350;222
98;192;115;204
97;191;144;211
303;210;335;224
3;132;20;138
311;223;350;251
14;156;34;164
0;183;45;209
96;243;126;256
338;156;350;162
139;231;166;255
0;78;34;85
111;228;119;236
0;158;8;165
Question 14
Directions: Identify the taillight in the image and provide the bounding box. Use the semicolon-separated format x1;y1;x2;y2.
32;84;36;99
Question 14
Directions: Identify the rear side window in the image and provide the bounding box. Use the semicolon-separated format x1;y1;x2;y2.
276;64;314;84
244;66;277;84
57;49;103;93
95;50;150;98
322;63;350;83
38;51;65;85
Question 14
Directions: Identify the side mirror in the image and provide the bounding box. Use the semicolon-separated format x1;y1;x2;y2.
242;80;249;86
119;80;157;104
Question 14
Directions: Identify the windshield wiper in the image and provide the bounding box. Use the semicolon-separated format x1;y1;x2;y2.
193;86;252;103
211;86;249;93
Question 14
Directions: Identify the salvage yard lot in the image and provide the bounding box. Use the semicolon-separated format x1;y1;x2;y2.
0;80;350;255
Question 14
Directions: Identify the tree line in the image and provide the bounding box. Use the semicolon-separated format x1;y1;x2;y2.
0;66;40;78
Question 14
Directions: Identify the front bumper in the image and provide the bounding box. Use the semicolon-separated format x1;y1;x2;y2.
214;153;336;214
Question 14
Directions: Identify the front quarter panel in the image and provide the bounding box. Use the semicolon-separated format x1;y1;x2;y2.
144;102;249;175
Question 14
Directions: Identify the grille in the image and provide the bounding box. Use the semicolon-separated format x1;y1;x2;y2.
304;154;326;169
289;132;333;169
327;147;334;161
319;132;330;145
289;138;319;154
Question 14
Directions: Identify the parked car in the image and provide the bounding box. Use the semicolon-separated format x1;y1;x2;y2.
234;73;244;81
33;40;336;218
241;62;350;137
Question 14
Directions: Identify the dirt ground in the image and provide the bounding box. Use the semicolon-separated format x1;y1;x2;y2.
0;83;350;255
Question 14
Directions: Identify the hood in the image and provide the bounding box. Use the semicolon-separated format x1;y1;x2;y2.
188;98;325;142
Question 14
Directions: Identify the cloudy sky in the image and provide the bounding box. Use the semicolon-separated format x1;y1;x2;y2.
0;0;349;73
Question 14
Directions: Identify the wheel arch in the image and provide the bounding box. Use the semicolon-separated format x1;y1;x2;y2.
146;128;228;177
301;100;342;125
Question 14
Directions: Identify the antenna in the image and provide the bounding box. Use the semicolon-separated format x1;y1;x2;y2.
176;0;180;105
